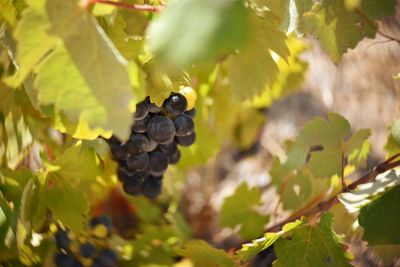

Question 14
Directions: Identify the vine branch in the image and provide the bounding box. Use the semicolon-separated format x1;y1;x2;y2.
89;0;164;12
267;152;400;232
356;8;400;44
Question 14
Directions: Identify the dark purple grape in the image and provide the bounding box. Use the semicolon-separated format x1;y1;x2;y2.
98;249;118;267
159;142;177;155
125;134;149;155
163;93;188;116
134;101;149;120
175;132;196;147
168;149;181;164
149;151;169;173
80;243;96;258
147;116;176;144
127;153;149;171
142;176;162;199
174;114;194;136
55;229;70;250
149;169;166;177
72;259;84;267
117;166;130;182
146;136;158;152
110;143;128;161
122;175;143;195
54;252;74;267
89;216;112;230
135;169;150;179
146;97;162;113
185;108;196;118
132;115;150;133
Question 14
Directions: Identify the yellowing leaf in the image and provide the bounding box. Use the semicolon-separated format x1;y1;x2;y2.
220;182;269;239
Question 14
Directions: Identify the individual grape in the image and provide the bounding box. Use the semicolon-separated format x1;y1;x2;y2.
142;176;162;199
149;169;166;177
146;136;158;152
168;149;181;164
80;243;96;258
89;216;112;231
159;142;177;155
54;252;74;267
109;142;128;161
93;224;108;239
163;93;188;116
98;249;117;267
149;151;169;173
175;132;196;147
55;229;71;250
135;169;150;179
179;86;197;110
122;175;143;195
147;116;176;144
125;134;149;155
131;115;150;133
72;260;84;267
174;114;194;136
127;153;149;172
185;108;196;118
146;97;162;113
134;101;149;120
116;166;130;182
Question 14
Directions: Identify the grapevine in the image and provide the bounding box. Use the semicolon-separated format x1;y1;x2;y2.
0;0;399;266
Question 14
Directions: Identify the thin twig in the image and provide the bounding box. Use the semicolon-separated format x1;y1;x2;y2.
355;8;400;44
266;153;400;232
90;0;164;12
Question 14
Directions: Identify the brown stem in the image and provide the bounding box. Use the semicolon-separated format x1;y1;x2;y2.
355;9;400;44
266;154;400;232
90;0;164;12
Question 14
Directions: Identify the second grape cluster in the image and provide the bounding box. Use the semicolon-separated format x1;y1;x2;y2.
106;90;196;198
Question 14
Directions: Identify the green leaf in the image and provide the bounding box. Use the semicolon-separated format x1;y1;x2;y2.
0;0;17;27
286;113;370;178
148;0;250;67
51;141;101;183
358;186;400;245
5;0;57;86
252;36;308;108
339;169;400;212
301;0;396;62
274;213;353;266
220;182;269;239
236;219;303;261
175;240;236;267
45;180;89;233
227;13;289;100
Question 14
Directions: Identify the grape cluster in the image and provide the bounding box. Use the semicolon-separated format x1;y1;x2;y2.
54;216;118;267
106;91;196;199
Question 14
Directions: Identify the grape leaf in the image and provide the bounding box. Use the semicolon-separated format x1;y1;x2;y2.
285;113;370;178
220;182;269;239
358;186;400;245
384;134;400;157
175;240;236;267
51;141;101;183
339;169;400;213
45;180;89;233
227;13;289;100
0;0;17;27
274;213;353;266
252;37;308;108
236;218;303;261
5;0;57;87
270;161;331;211
301;0;396;62
148;0;250;67
31;0;135;139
